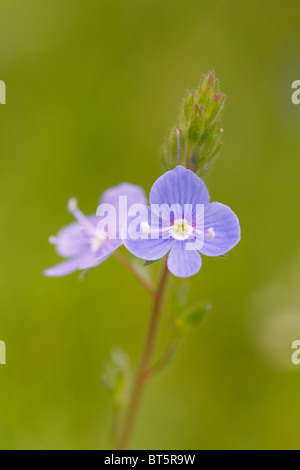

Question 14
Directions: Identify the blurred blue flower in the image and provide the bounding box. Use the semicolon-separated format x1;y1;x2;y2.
44;183;146;277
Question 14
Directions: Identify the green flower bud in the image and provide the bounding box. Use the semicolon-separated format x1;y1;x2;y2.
161;71;226;176
200;121;223;162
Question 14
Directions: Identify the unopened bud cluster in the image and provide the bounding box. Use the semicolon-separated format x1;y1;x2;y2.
161;71;226;176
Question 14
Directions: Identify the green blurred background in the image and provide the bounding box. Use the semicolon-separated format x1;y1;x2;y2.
0;0;300;450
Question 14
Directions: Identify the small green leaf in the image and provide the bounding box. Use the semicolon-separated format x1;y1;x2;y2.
144;259;160;266
131;257;154;280
171;281;189;318
175;303;211;334
102;349;132;409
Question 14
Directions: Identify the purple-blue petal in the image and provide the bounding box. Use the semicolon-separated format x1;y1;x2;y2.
167;241;202;278
149;166;210;221
54;215;100;258
43;252;92;277
100;183;147;207
123;235;173;261
100;183;147;231
122;205;173;260
78;239;122;269
198;202;241;256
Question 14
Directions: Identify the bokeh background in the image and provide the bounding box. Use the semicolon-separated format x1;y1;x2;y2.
0;0;300;450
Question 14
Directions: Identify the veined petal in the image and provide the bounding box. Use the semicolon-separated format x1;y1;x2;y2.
123;236;173;261
167;241;202;278
198;202;241;256
54;215;100;257
78;238;122;269
100;183;147;207
149;166;210;221
99;183;147;231
122;205;173;261
43;253;91;277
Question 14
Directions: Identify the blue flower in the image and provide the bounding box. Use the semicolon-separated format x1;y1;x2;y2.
44;183;147;277
122;166;241;278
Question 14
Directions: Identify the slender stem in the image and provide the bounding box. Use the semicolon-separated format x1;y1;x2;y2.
117;261;169;450
146;337;181;378
114;251;157;300
110;405;121;446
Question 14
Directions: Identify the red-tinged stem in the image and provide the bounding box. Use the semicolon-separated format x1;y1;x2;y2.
117;261;169;450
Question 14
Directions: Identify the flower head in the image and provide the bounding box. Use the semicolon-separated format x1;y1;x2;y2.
122;166;240;278
44;183;147;277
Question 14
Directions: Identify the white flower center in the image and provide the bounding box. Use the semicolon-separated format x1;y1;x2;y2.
169;218;193;241
90;229;108;252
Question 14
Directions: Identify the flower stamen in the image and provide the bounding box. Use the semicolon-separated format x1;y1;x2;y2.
169;218;193;241
49;235;57;244
141;221;151;234
206;227;215;239
67;198;97;236
90;229;108;252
